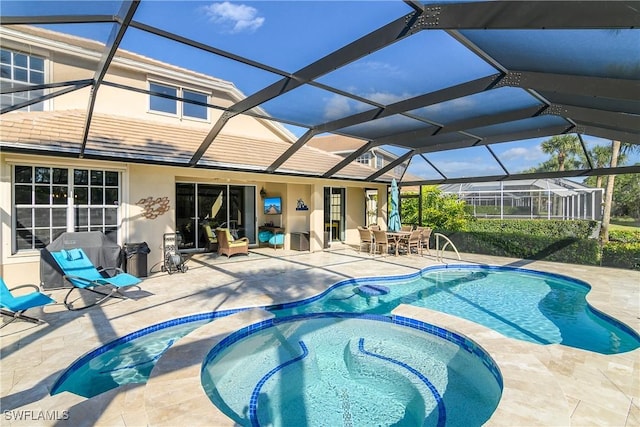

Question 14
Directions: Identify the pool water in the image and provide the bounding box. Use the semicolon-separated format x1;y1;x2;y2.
52;264;639;400
51;319;210;398
270;267;640;355
202;315;502;427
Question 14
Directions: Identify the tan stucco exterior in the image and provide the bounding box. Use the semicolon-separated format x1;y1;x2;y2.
0;151;388;284
0;25;391;285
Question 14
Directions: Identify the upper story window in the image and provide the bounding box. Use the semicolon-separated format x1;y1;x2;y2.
149;82;208;120
355;152;371;166
0;48;45;111
375;155;384;169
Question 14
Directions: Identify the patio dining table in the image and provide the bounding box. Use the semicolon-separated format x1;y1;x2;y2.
385;231;411;256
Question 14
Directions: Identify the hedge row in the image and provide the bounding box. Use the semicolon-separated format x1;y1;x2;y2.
434;219;639;270
465;219;598;238
440;231;601;266
602;242;640;270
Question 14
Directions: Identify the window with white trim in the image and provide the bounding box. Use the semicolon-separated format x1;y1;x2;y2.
0;48;45;112
355;152;371;166
149;82;208;120
375;155;384;169
13;166;120;253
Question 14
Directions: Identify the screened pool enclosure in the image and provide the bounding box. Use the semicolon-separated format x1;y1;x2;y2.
439;179;603;220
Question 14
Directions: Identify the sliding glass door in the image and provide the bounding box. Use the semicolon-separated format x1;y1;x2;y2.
176;183;256;250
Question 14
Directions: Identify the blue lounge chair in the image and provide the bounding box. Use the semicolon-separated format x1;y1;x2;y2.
50;248;141;310
1;277;56;328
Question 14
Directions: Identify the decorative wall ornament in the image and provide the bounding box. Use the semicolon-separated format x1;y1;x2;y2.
137;196;170;219
296;198;308;211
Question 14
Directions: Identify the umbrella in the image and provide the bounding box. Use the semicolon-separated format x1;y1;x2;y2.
388;178;401;232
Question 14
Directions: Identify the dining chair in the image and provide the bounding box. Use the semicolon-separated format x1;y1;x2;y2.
417;227;432;256
372;230;390;256
357;226;374;254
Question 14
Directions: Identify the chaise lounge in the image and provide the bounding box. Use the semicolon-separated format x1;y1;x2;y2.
1;277;56;328
50;248;141;310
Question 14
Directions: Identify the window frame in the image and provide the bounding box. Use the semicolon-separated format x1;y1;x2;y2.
355;152;372;166
148;80;209;121
12;165;121;254
0;48;47;112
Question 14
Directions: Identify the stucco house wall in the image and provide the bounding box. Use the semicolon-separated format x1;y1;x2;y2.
0;25;390;285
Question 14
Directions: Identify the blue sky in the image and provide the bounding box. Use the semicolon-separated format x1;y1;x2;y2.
4;0;638;180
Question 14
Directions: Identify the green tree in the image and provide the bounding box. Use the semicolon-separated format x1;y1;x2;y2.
540;134;582;172
612;171;640;219
399;186;471;231
600;142;640;242
421;186;471;231
589;145;611;189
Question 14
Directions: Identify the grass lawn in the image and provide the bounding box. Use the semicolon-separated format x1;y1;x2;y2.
611;217;640;231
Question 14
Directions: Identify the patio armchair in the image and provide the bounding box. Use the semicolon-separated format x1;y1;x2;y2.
357;226;374;254
50;248;141;310
401;225;413;232
215;228;250;258
1;277;56;328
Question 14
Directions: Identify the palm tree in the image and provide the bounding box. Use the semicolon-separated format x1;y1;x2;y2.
589;145;612;189
540;135;582;172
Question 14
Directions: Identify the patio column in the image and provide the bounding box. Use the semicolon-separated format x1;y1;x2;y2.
309;183;325;252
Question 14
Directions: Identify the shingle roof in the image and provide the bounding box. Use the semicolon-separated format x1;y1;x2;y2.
0;110;389;180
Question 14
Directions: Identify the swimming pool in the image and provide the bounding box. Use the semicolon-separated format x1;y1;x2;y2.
51;264;639;400
269;265;640;355
201;313;502;427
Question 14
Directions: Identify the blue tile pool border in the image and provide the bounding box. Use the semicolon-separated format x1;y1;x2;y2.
358;337;446;427
201;312;504;391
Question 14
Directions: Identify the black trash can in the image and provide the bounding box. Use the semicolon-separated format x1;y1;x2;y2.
123;242;150;277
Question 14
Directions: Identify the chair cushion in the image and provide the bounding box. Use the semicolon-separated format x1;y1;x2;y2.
269;234;284;245
258;230;274;243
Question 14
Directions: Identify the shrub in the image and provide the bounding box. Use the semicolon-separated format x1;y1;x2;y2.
438;230;600;266
467;219;597;238
602;242;640;270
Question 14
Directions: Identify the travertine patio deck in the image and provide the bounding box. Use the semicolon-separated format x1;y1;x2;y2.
1;245;638;426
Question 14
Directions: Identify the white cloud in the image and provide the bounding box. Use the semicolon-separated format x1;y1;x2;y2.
203;2;264;34
323;95;353;121
500;146;544;162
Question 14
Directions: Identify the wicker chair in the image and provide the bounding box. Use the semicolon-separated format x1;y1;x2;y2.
215;228;249;258
357;226;374;254
372;229;390;256
417;226;432;256
400;229;422;255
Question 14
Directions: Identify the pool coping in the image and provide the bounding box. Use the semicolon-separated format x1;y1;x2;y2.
2;250;638;426
144;308;275;426
143;305;573;426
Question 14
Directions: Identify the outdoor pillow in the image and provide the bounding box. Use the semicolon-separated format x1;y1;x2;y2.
62;248;84;261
